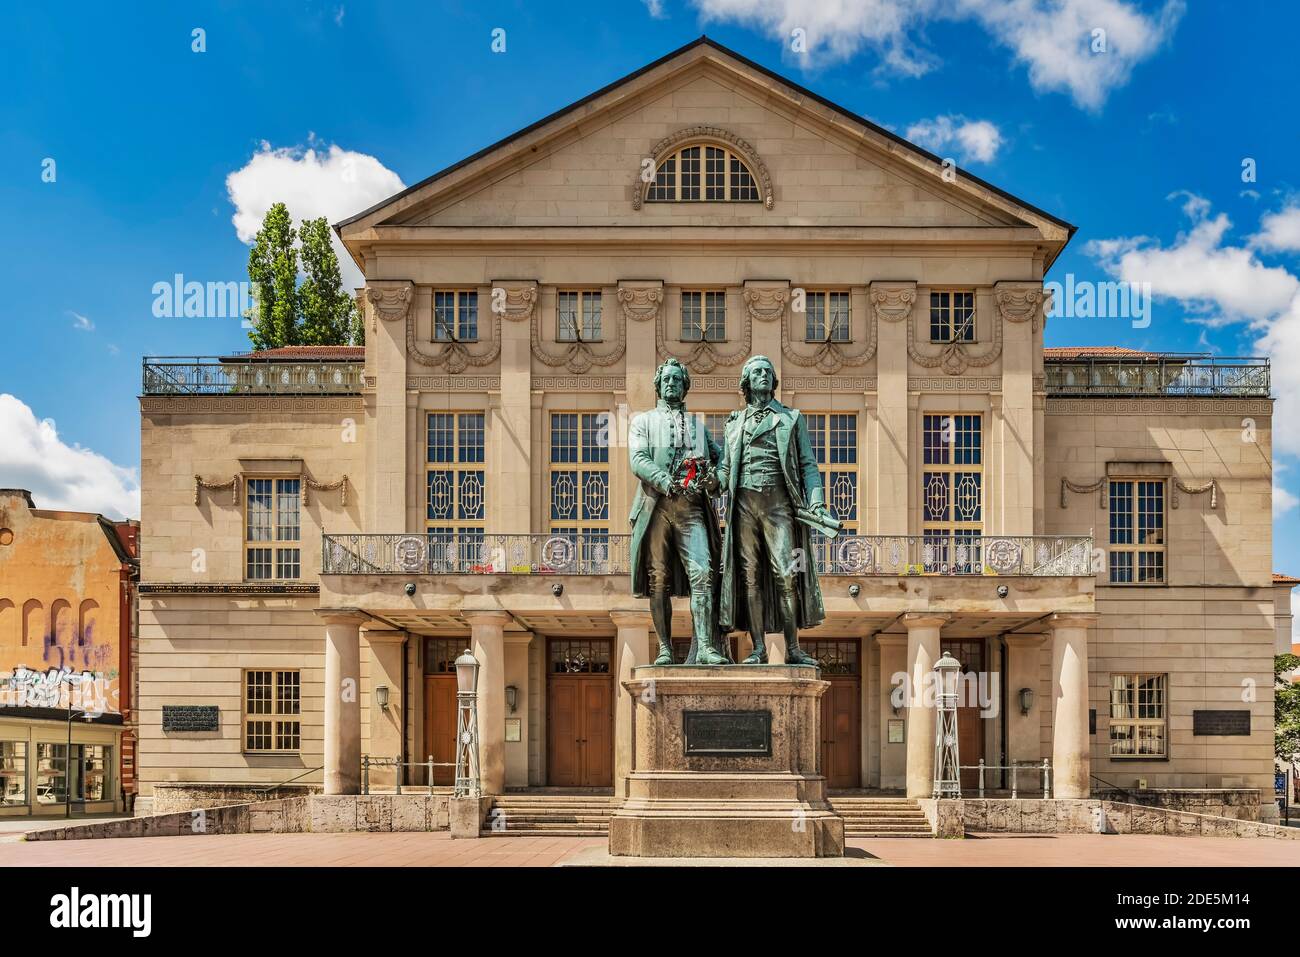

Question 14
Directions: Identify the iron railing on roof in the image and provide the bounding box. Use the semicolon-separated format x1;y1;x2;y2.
141;356;364;395
321;532;1094;577
1044;355;1269;397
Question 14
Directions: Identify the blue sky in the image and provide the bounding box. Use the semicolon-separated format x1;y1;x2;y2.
2;0;1298;575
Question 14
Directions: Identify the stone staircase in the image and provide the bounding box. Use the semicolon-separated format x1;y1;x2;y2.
829;796;934;838
480;791;616;837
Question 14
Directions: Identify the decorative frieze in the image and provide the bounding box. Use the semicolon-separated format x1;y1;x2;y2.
994;280;1051;333
909;377;1001;393
656;308;751;374
617;281;664;323
194;472;349;506
783;376;876;392
1060;478;1105;509
869;281;917;323
406;376;500;391
365;281;415;329
531;376;626;391
139;582;321;596
1046;398;1272;415
906;311;1003;376
531;297;626;373
194;474;239;506
1173;479;1217;509
742;282;788;323
491;280;538;322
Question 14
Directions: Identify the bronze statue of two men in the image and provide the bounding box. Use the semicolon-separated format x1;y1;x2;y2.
629;355;836;666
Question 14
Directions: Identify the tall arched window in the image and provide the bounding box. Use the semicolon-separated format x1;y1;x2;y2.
646;144;761;203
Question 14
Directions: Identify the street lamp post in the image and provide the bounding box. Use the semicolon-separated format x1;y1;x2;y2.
933;651;962;800
453;649;481;798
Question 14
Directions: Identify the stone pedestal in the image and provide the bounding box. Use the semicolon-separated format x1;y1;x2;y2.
609;665;844;858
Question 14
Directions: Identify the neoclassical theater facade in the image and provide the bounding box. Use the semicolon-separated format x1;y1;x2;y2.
137;39;1278;813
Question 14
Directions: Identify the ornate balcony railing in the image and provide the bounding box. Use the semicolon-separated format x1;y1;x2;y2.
142;356;364;395
1044;356;1269;397
322;533;1094;577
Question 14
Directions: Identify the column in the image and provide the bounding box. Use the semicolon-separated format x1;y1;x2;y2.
466;610;509;796
1003;634;1046;768
611;610;654;798
503;631;534;787
320;610;366;795
995;281;1044;537
493;280;534;535
903;613;947;798
363;280;414;532
1050;612;1096;799
363;628;407;789
869;281;914;535
876;634;907;790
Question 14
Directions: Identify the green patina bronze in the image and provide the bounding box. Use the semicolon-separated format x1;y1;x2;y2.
629;355;834;667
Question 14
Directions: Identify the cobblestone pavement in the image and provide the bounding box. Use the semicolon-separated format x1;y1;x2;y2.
0;831;1297;866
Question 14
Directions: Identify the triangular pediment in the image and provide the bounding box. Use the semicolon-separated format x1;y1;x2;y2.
338;38;1071;248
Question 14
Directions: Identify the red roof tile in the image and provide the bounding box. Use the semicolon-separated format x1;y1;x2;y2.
1043;346;1165;359
1275;573;1300;585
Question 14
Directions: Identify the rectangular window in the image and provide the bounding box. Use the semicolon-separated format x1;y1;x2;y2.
930;291;975;343
704;145;727;201
804;291;851;342
0;742;26;806
557;290;602;342
246;477;300;580
245;670;301;753
549;412;611;571
1109;674;1167;758
806;413;859;572
426;412;487;571
433;290;478;342
681;290;726;342
33;744;112;804
922;414;983;573
1108;479;1166;584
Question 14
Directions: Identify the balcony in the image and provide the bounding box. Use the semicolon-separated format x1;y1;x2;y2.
1044;355;1269;397
142;356;364;395
321;533;1094;578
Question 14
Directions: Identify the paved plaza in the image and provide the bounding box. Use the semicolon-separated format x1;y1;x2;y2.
0;831;1296;867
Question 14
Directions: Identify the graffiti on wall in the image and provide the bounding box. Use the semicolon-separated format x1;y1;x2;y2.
0;665;119;718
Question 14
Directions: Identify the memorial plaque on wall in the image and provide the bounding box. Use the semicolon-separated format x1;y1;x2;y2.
1192;710;1251;736
683;710;772;757
162;705;219;732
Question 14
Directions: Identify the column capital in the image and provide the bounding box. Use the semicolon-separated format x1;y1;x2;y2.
362;627;407;645
1002;632;1047;648
316;608;368;626
463;610;512;627
902;612;950;629
610;609;653;628
1049;611;1099;628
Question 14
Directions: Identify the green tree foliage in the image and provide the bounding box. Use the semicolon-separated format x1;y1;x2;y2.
1276;654;1300;760
245;205;361;349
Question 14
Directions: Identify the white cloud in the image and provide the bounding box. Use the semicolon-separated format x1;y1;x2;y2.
905;115;1003;163
69;311;94;332
1276;461;1299;518
0;394;139;520
1252;204;1300;254
689;0;1183;109
226;141;404;290
643;0;666;17
1087;196;1300;457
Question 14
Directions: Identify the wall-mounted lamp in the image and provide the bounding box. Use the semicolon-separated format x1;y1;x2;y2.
848;583;861;598
1018;687;1034;715
375;685;390;711
505;685;518;714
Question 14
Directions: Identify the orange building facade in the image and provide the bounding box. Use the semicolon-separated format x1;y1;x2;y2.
0;489;138;816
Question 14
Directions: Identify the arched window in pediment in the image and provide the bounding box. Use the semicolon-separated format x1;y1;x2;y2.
646;144;760;203
635;129;773;209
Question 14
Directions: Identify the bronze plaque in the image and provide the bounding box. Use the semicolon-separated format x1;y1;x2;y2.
683;710;772;757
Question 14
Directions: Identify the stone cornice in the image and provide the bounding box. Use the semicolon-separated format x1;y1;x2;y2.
1046;397;1272;414
140;396;363;414
139;582;321;596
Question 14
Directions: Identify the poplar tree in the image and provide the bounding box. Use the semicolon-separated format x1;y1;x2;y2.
298;216;360;345
245;203;298;349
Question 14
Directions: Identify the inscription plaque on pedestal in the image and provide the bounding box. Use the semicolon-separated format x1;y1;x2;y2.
683;709;772;757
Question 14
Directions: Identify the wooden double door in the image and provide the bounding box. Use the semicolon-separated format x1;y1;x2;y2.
547;638;613;787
